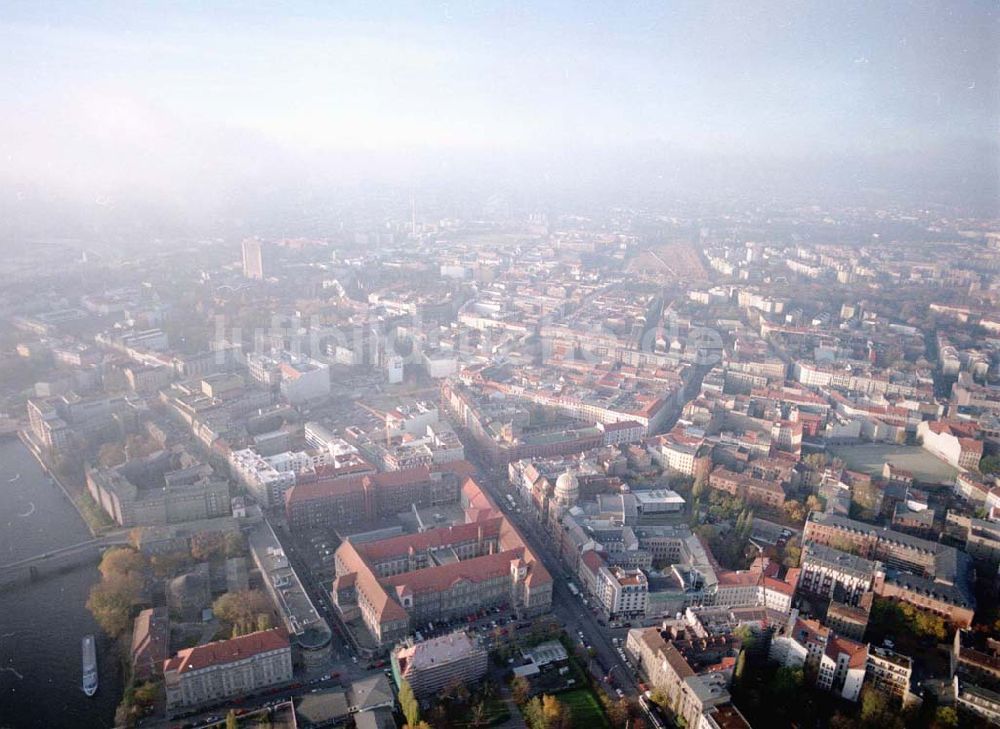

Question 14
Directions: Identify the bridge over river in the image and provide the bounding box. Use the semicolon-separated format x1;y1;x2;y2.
0;532;130;586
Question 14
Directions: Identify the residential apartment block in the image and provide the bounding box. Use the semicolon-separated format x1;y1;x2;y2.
391;631;488;699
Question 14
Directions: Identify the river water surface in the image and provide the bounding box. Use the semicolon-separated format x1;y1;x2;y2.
0;438;121;728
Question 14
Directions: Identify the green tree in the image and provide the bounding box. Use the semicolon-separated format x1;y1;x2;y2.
933;706;959;728
689;495;702;527
979;455;1000;475
224;531;246;558
399;679;420;728
733;650;747;684
782;536;802;568
859;686;903;728
649;687;669;709
692;476;706;498
770;666;803;700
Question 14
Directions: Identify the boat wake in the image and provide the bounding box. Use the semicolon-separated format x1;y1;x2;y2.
8;473;20;483
17;502;35;518
0;666;24;680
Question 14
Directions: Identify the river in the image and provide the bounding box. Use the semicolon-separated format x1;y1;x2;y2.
0;438;121;728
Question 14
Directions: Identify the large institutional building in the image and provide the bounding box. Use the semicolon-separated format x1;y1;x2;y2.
86;449;230;527
163;629;293;713
331;478;552;646
284;464;469;531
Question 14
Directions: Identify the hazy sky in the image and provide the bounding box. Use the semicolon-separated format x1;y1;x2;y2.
1;1;997;223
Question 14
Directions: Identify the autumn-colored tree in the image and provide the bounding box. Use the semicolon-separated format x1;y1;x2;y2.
99;546;148;580
150;551;192;578
88;547;147;637
649;687;669;709
522;696;544;729
87;575;140;637
132;681;160;710
98;441;126;468
212;590;273;634
190;531;226;561
511;675;531;705
605;698;629;728
783;500;806;523
123;434;158;461
541;694;571;729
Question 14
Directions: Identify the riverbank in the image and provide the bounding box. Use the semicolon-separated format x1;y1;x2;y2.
17;430;115;537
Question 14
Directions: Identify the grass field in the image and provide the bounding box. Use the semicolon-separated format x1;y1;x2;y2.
557;688;610;729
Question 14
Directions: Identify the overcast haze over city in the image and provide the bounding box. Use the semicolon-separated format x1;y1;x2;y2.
5;4;1000;729
1;1;997;243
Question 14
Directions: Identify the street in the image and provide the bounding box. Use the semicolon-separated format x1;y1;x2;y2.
467;457;641;699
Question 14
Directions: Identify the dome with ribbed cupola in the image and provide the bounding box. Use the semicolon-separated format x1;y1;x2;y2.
553;469;579;508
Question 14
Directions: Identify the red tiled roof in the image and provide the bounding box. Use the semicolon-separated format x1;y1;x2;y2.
826;635;868;669
286;465;433;504
581;550;606;575
927;420;978;438
334;540;409;624
330;476;550;629
383;548;525;595
764;577;795;596
602;420;644;431
717;570;761;587
357;518;502;561
163;628;289;675
433;460;477;477
784;567;801;588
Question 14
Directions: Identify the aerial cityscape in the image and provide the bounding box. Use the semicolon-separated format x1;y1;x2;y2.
0;2;998;729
